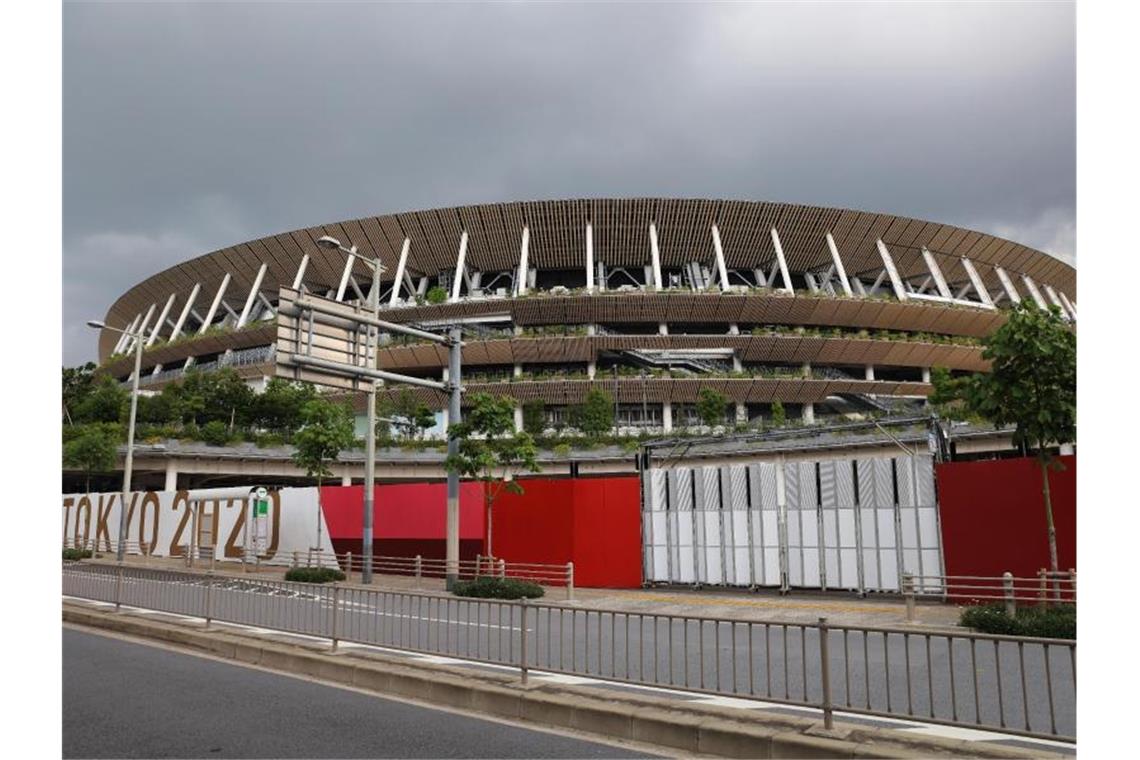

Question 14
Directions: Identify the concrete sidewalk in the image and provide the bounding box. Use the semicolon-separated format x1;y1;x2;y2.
76;553;964;629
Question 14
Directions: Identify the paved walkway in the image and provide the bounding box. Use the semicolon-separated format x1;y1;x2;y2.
82;552;965;629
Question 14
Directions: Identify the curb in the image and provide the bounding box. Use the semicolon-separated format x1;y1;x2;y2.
62;602;1063;759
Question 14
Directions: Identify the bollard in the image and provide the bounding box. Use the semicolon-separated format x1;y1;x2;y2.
1069;568;1077;601
818;617;833;729
203;570;214;628
1003;572;1016;617
292;550;299;569
566;562;575;601
499;558;506;579
307;548;313;568
902;572;916;623
475;554;482;577
519;598;530;685
330;585;340;652
415;555;423;587
1038;568;1047;606
346;552;353;583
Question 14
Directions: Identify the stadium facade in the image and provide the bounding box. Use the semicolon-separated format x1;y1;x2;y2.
95;198;1076;433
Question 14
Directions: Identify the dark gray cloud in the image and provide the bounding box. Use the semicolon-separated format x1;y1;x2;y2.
63;1;1075;365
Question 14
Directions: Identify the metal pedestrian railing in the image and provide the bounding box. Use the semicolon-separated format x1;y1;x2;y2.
62;562;1075;741
901;571;1076;621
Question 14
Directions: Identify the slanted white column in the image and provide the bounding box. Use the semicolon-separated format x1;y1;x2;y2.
146;294;177;347
961;258;994;307
1058;290;1077;320
514;404;524;433
728;323;740;335
825;233;853;297
168;284;200;342
291;254;310;290
865;365;876;381
994;267;1021;304
735;403;747;425
875;240;908;301
389;238;411;307
711;224;730;291
164;460;178;492
733;353;743;372
1021;275;1048;309
769;228;794;294
585;222;595;292
648;222;663;290
587;360;597;379
1043;285;1070;321
921;248;952;299
922;367;931;384
661;402;673;432
513;363;522;378
113;313;142;354
517;226;529;296
199;274;232;334
128;303;157;353
802;402;815;425
335;251;356;302
802;362;812;378
451;230;469;303
237;263;268;328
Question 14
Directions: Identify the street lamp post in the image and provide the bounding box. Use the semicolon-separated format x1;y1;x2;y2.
86;319;145;563
317;236;383;584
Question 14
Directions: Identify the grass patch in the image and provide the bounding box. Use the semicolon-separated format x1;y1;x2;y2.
959;603;1075;639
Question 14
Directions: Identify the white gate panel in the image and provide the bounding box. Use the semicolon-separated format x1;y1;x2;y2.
668;468;695;583
749;463;781;587
725;465;751;585
643;469;668;582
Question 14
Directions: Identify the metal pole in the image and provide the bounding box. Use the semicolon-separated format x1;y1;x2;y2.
204;570;213;628
415;554;422;587
115;562;124;612
446;327;462;591
117;332;144;562
330;585;340;652
818;617;833;729
566;561;575;601
902;572;916;623
1003;572;1016;617
363;260;381;584
519;598;530;685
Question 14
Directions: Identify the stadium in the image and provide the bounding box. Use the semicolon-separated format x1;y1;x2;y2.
94;198;1076;434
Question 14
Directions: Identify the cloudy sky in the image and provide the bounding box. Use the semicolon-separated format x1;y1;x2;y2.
63;1;1075;365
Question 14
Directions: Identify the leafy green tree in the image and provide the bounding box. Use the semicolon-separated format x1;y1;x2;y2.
75;374;129;423
200;420;231;446
931;301;1076;590
62;362;97;425
521;400;546;436
770;399;786;428
291;398;357;551
253;378;318;436
446;394;540;559
425;286;448;304
696;388;729;428
577;388;614;437
388;389;436;441
63;424;118;493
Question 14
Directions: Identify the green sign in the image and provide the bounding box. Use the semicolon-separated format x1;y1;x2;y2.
256;499;269;515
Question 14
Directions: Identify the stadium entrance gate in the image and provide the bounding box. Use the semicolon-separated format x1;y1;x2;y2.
641;454;944;594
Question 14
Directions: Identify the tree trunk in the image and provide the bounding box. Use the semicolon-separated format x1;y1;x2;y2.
486;499;494;562
316;476;323;556
1039;454;1061;601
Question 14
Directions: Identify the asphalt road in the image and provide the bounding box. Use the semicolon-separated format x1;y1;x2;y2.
64;563;1077;739
63;628;656;759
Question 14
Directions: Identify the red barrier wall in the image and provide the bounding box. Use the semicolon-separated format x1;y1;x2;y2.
937;455;1076;582
319;483;485;539
491;476;642;589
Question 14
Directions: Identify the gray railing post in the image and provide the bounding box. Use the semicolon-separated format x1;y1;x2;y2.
415;554;422;587
499;558;506;579
1069;568;1076;601
519;598;529;685
292;550;299;568
1003;571;1016;617
475;554;482;577
115;562;124;612
330;585;340;652
346;552;353;583
818;617;833;729
566;562;575;601
902;572;915;622
204;570;214;628
307;547;313;568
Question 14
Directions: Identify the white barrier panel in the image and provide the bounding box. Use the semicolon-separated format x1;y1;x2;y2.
61;487;335;567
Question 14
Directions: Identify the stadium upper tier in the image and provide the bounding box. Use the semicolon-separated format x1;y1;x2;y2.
95;198;1075;422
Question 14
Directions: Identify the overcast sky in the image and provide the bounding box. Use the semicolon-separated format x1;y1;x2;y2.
63;1;1075;365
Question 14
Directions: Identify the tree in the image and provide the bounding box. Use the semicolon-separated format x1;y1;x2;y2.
446;393;540;560
522;399;546;437
63;424;118;493
253;378;318;436
425;286;448;304
931;301;1076;593
62;362;97;425
75;374;129;423
770;399;786;428
291;398;357;552
577;388;614;437
388;389;436;441
696;388;728;428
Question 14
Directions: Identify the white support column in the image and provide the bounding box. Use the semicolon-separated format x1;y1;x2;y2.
865;365;876;381
199;274;232;334
648;222;663;291
517;226;530;296
513;363;522;378
769;228;794;294
661;402;673;432
168;284;200;342
451;230;469;303
875;239;908;301
585;222;595;292
994;267;1021;304
960;258;994;307
802;402;815;425
388;238;411;307
146;294;177;347
113;313;142;354
735;403;747;425
335;252;356;302
921;248;952;299
825;233;853;297
922;367;931;384
802;362;812;379
128;303;157;354
1059;443;1074;456
1021;275;1048;309
733;353;743;372
514;404;523;433
658;323;668;335
341;473;352;486
587;360;597;380
1043;285;1070;320
291;254;310;290
164;459;178;492
1058;290;1077;320
711;224;730;291
237;263;268;328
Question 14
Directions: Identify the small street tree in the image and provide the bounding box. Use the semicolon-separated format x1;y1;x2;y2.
931;301;1076;593
63;424;118;493
696;388;729;428
770;399;786;428
292;398;357;553
446;393;540;561
578;388;614;438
